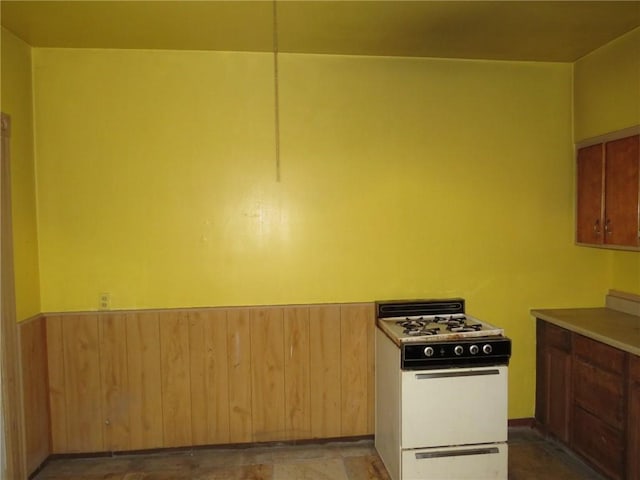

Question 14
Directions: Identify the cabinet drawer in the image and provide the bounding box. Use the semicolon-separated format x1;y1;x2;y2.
574;357;625;429
630;354;640;384
402;443;507;480
628;380;640;480
573;406;625;480
573;334;625;374
539;321;571;351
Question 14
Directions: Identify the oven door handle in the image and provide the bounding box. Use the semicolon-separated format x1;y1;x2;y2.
414;369;500;380
415;447;500;460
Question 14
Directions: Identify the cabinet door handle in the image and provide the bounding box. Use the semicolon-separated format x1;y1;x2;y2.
415;447;500;459
593;219;601;234
604;219;612;235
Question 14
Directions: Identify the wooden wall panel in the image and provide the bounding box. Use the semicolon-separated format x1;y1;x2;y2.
284;307;311;440
309;305;342;438
227;309;252;443
20;316;50;474
251;308;286;442
1;112;26;480
366;305;375;433
340;304;370;436
189;309;230;446
126;312;163;450
43;301;375;455
99;314;130;451
63;314;103;452
159;311;192;447
46;316;67;453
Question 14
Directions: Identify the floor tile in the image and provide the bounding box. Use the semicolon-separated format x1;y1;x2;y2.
270;444;338;463
507;426;547;444
343;455;391;480
272;458;348;480
192;464;273;480
508;442;604;480
328;441;377;458
33;429;606;480
194;448;274;468
133;452;199;473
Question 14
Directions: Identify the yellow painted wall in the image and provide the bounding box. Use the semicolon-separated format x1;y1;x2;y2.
33;48;612;418
574;27;640;295
0;27;41;321
574;27;640;141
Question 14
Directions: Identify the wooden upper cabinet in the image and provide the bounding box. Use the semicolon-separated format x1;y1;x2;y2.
576;132;640;250
604;134;640;247
576;143;604;244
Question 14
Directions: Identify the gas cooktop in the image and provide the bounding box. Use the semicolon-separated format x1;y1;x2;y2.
376;299;504;344
376;298;511;368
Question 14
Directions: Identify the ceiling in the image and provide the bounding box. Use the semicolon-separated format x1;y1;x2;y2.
2;1;639;62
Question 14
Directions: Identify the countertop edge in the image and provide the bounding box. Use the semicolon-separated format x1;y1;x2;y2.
531;308;640;357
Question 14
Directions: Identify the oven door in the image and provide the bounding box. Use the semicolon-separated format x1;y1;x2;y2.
401;366;507;449
402;442;507;479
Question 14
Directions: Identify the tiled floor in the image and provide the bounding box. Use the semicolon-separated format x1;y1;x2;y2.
34;428;604;480
507;427;605;480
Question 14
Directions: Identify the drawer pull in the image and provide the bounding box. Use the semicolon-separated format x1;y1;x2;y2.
415;369;500;380
415;447;500;460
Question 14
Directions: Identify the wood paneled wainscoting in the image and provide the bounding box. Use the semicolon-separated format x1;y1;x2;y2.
19;303;375;476
19;316;50;476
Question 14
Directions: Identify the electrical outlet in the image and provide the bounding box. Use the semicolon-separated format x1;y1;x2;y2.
99;292;111;311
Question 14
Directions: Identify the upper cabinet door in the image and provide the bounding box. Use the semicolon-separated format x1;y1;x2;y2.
576;131;640;250
604;134;640;247
576;143;604;245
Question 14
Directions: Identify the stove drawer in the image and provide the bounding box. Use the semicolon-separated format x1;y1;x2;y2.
402;443;507;479
401;366;508;449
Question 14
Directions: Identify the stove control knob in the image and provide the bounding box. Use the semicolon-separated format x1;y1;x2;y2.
469;344;479;355
483;344;493;355
424;346;434;357
454;345;464;356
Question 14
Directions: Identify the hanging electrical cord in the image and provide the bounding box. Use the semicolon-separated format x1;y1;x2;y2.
272;0;281;182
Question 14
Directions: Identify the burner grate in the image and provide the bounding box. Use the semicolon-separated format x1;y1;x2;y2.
396;319;442;336
448;324;483;332
405;327;440;336
396;315;486;336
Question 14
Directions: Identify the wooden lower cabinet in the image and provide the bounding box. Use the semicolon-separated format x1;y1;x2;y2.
573;405;625;479
629;356;640;480
572;334;627;479
573;357;624;429
535;320;571;442
43;303;375;457
536;319;638;480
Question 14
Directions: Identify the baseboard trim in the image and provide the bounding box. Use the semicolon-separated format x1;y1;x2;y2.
508;417;535;428
27;457;50;480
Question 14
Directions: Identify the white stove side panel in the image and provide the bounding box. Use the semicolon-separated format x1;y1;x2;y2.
375;329;402;480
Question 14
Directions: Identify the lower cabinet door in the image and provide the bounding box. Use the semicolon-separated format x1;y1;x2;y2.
628;357;640;480
402;443;507;480
573;406;625;480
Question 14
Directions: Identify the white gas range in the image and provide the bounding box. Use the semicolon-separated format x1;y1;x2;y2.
375;298;511;480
